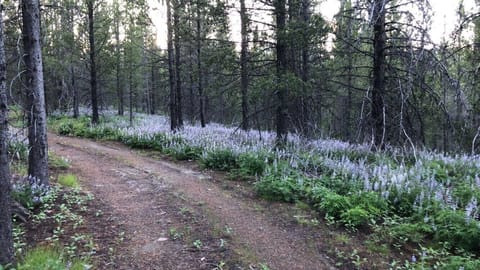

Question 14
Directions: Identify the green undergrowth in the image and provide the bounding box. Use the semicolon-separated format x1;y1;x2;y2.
13;246;91;270
48;115;120;140
47;115;480;268
5;142;95;269
57;174;80;188
9;180;95;270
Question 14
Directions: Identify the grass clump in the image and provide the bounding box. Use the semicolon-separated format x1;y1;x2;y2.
49;152;70;170
7;140;28;162
16;246;90;270
57;174;80;188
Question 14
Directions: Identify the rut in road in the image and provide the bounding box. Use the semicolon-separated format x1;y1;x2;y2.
49;133;336;270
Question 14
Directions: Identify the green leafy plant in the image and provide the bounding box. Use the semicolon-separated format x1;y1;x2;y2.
11;176;51;209
441;255;480;270
200;149;238;171
228;152;267;180
255;173;304;202
193;239;203;250
340;206;371;228
169;144;203;161
316;191;351;219
386;221;433;244
433;209;480;253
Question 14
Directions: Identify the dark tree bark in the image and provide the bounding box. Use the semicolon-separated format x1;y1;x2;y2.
167;0;178;130
339;0;354;141
0;6;14;266
240;0;249;131
71;65;79;118
196;1;206;128
22;0;49;185
150;62;156;115
300;0;311;135
274;0;288;145
114;6;124;116
371;0;386;148
174;2;183;128
188;41;196;123
128;58;133;126
87;0;99;124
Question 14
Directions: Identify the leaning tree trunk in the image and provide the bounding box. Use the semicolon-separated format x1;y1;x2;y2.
371;0;387;149
22;0;49;185
87;0;99;124
0;6;14;266
275;0;288;146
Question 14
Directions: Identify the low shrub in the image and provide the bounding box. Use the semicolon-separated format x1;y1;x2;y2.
255;163;307;202
386;221;433;244
340;206;371;228
11;176;51;210
53;116;91;137
441;256;480;270
200;149;238;171
120;132;183;151
228;152;267;180
318;174;361;196
316;191;351;219
351;192;389;219
168;144;203;161
433;209;480;253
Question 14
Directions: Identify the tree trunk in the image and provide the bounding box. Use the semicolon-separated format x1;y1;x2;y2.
87;0;99;124
196;3;206;128
150;62;156;115
240;0;249;131
0;7;14;266
71;65;79;118
114;6;124;116
371;0;386;148
22;0;49;185
142;36;150;115
174;3;183;128
129;59;133;126
300;0;311;136
275;0;288;146
342;0;353;141
188;41;196;123
167;0;178;130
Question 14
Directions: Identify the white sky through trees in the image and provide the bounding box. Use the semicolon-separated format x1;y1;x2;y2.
148;0;478;49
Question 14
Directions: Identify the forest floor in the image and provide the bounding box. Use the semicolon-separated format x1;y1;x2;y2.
46;133;367;270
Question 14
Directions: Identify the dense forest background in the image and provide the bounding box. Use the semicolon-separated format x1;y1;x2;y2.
2;0;480;153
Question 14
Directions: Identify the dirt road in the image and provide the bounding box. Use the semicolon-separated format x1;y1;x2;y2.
48;133;336;270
